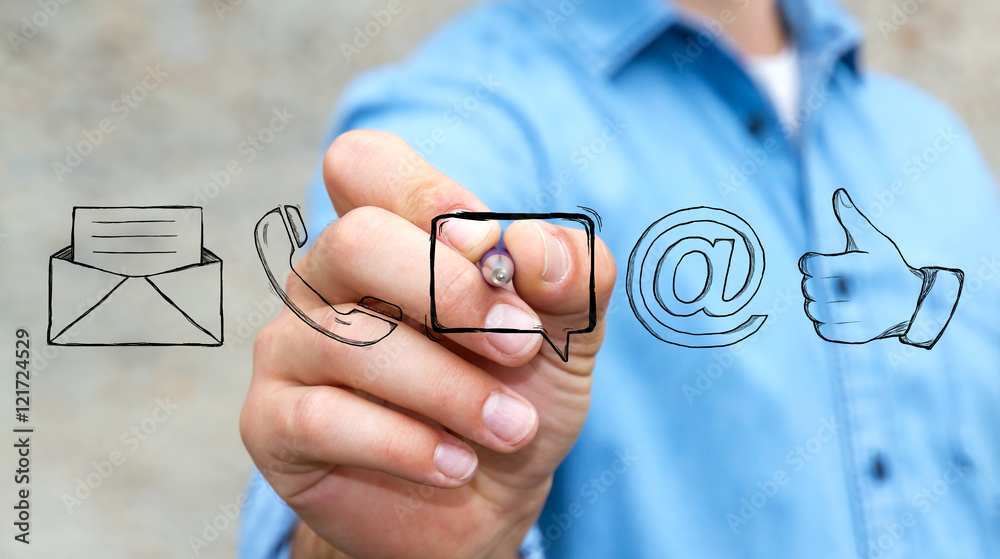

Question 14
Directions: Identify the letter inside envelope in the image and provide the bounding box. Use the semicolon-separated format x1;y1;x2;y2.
48;206;223;346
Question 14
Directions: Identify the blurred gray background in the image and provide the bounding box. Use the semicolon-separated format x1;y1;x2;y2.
0;1;996;557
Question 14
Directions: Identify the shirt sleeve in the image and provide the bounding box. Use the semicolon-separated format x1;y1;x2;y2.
900;266;965;349
519;524;547;559
238;468;298;559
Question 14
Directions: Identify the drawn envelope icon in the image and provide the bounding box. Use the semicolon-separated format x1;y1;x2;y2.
47;206;223;346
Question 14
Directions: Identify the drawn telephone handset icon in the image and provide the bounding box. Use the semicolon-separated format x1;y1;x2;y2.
254;205;402;346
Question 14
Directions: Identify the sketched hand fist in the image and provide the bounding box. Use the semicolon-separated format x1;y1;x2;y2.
798;189;962;348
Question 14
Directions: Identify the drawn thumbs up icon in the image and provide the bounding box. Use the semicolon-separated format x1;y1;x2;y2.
798;189;964;349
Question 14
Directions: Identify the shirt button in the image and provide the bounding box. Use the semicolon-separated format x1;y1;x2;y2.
952;451;974;472
871;454;889;482
747;115;766;136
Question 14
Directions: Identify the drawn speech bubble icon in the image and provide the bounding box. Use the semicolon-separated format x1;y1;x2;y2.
626;207;767;348
429;212;597;362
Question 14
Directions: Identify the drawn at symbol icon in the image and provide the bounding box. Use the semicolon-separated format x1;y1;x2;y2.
626;207;767;348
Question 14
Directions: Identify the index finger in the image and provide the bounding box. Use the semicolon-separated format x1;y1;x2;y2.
323;129;501;262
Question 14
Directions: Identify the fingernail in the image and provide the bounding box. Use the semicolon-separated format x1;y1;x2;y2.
484;304;540;357
535;222;569;283
434;441;478;480
483;393;536;445
442;217;494;253
838;191;853;208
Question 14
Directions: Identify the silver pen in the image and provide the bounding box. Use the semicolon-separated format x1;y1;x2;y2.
480;246;515;287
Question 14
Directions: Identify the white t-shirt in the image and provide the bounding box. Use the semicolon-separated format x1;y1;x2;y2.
745;46;801;134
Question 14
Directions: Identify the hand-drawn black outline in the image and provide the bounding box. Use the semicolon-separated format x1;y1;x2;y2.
798;188;965;349
423;315;446;343
47;205;223;346
429;212;597;362
577;206;603;231
254;205;401;347
626;207;767;348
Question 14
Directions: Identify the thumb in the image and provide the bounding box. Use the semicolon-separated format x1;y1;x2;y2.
833;189;888;253
501;219;617;365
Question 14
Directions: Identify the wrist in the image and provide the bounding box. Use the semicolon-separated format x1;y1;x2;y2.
481;476;553;559
290;521;352;559
288;479;552;559
483;513;538;559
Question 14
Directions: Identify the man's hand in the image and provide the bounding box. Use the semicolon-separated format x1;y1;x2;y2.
240;130;617;558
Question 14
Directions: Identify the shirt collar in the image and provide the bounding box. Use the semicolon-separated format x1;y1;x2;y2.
521;0;862;78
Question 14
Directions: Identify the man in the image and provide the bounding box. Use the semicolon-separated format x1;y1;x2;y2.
240;0;1000;557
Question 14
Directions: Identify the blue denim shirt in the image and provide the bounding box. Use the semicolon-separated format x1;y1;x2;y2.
240;0;1000;557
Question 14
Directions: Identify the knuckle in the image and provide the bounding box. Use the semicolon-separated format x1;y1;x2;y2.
314;213;350;258
817;323;833;339
427;361;470;411
294;226;331;279
372;418;411;465
801;278;815;300
252;321;281;372
434;262;480;316
308;224;338;270
324;128;467;223
340;205;391;239
400;174;456;222
815;324;827;338
352;335;400;384
798;253;816;276
284;387;329;452
281;262;302;297
804;301;820;322
238;390;262;454
323;129;385;181
313;206;387;267
314;311;366;365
